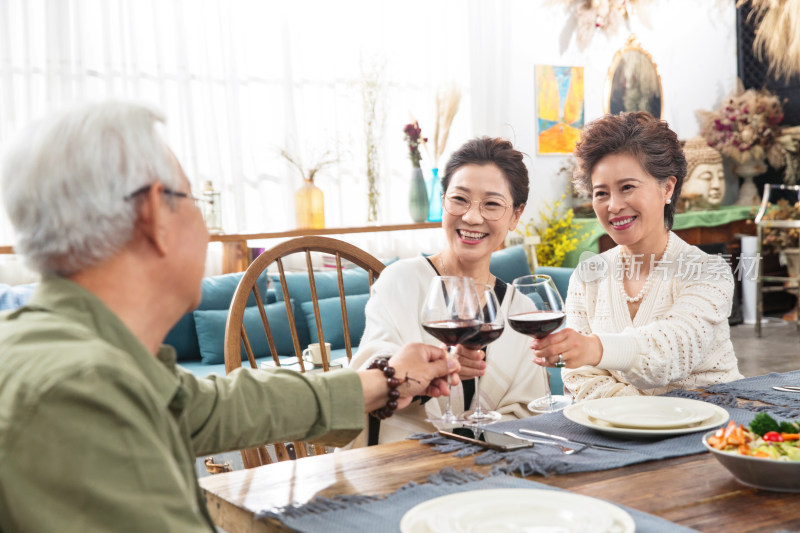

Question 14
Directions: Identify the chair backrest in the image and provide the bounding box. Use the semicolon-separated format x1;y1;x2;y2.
223;236;385;467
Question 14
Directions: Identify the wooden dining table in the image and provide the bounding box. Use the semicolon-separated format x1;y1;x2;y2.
199;436;800;533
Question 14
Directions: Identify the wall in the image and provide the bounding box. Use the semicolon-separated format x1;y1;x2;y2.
468;0;738;224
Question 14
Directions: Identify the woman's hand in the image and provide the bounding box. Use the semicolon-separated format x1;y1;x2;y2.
453;344;486;380
529;328;603;369
358;343;462;412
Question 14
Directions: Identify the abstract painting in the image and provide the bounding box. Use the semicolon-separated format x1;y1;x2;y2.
536;65;584;154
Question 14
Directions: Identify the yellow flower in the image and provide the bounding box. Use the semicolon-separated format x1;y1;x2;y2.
518;195;580;267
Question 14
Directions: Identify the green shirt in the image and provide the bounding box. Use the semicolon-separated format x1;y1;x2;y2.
0;277;365;532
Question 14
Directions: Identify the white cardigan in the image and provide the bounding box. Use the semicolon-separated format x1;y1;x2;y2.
562;233;743;401
348;256;546;445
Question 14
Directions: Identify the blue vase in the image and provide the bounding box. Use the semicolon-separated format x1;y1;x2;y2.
409;167;429;223
427;167;443;222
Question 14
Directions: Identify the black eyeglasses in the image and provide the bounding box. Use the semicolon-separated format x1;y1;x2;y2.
124;184;209;209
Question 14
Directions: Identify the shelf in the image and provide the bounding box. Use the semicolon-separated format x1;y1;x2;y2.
209;222;440;243
212;222;443;273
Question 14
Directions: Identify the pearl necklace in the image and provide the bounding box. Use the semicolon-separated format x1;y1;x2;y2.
438;256;492;287
618;232;673;304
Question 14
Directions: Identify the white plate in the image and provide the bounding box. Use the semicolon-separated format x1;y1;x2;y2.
581;396;717;429
564;401;729;439
399;488;635;533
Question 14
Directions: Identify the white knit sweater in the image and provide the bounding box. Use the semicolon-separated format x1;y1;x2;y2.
562;233;743;401
347;256;546;445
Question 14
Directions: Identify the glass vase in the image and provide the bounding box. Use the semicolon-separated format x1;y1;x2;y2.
295;179;324;229
427;167;443;222
409;167;429;223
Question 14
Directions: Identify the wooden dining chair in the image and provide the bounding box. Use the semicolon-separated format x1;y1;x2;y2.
223;235;385;468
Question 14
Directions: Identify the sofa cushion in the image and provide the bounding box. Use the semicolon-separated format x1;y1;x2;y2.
201;271;274;309
193;300;295;365
270;268;374;350
534;266;573;300
165;272;273;361
489;245;532;284
300;293;370;349
0;283;36;311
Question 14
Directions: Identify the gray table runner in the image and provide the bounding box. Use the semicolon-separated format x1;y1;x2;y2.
255;374;800;532
413;373;800;477
702;370;800;417
258;467;698;533
412;400;756;477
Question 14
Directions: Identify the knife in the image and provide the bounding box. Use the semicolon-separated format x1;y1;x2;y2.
517;428;628;452
772;386;800;393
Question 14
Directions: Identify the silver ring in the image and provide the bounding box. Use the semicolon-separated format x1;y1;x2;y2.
555;354;566;368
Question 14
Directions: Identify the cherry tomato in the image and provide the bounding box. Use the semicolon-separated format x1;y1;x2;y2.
763;431;784;442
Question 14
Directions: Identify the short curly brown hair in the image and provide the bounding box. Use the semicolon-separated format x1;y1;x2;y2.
573;112;686;230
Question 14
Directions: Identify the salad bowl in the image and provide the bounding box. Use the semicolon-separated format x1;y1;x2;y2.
702;430;800;492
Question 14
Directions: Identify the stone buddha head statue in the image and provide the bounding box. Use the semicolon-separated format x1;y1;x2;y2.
681;137;725;209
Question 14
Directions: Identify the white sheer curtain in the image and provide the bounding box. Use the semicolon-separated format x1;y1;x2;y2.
0;0;475;248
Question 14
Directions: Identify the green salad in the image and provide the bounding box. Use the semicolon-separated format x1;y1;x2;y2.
707;413;800;462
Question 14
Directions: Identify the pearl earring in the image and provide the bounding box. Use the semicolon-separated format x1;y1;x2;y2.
666;198;672;205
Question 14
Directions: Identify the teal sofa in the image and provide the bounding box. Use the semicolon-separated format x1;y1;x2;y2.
0;247;573;393
173;245;538;377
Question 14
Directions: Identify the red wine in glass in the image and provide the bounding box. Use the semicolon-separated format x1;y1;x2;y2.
422;319;482;346
507;311;565;339
459;284;505;425
510;275;572;414
463;324;505;349
421;276;483;425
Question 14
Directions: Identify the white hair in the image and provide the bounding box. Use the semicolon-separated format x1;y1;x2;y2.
1;101;179;275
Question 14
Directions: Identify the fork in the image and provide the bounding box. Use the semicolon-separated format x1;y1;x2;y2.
504;432;587;455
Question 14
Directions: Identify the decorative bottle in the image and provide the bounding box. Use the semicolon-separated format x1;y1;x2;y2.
295;179;325;229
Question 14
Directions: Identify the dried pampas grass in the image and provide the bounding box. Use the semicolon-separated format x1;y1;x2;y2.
432;84;461;167
741;0;800;81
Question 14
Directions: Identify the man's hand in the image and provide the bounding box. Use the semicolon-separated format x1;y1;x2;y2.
358;343;461;413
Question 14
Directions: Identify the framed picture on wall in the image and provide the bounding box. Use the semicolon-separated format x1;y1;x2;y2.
604;35;663;119
535;65;584;155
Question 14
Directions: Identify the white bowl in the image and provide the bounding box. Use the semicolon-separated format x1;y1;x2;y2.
702;430;800;492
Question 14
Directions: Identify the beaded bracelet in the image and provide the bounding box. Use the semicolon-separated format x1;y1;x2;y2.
367;358;400;419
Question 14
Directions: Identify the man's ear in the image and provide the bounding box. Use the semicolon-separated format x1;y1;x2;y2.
135;182;169;257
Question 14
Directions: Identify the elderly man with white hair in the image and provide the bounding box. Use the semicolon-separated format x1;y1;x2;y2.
0;101;462;532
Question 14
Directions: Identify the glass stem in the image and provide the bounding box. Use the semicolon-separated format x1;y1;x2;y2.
443;345;458;418
542;365;553;406
473;375;484;416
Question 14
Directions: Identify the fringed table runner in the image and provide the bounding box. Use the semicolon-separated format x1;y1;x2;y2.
700;370;800;418
412;373;800;477
412;396;757;477
257;467;698;533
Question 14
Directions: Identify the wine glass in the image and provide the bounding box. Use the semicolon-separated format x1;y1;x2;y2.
459;284;505;425
510;274;571;413
421;276;483;425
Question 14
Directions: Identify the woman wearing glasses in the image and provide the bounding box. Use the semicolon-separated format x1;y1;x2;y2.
348;137;546;445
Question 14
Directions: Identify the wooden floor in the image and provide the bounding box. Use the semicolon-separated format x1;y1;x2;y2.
731;321;799;376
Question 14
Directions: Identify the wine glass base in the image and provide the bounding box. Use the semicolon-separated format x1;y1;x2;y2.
527;395;572;414
458;409;502;425
425;412;460;428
